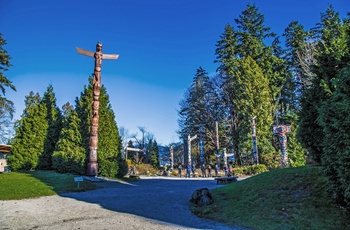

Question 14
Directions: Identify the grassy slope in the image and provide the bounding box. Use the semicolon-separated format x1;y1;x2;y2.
0;170;97;200
194;165;350;230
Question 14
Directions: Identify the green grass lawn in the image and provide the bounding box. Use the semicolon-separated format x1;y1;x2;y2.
193;165;350;230
0;170;97;200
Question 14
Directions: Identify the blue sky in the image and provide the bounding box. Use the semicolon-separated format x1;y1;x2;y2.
1;0;348;145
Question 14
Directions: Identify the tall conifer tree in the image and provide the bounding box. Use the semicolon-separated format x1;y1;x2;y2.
39;85;62;169
9;92;48;170
52;102;86;174
76;76;124;177
214;3;289;167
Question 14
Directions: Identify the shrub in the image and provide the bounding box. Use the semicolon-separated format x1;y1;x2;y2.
135;163;158;176
233;164;267;176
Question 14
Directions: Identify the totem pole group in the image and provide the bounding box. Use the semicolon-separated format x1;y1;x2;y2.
76;42;119;176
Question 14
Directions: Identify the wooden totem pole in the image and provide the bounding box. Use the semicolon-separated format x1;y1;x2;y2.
251;116;259;165
76;42;119;176
273;125;292;168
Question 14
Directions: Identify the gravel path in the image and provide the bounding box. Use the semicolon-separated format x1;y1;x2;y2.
0;176;249;230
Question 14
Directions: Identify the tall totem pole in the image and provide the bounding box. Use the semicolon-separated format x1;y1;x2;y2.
251;116;259;165
76;42;119;176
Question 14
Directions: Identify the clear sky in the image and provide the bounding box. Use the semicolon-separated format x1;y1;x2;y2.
1;0;348;145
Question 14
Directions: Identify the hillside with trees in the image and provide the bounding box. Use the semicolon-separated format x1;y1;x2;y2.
178;3;350;208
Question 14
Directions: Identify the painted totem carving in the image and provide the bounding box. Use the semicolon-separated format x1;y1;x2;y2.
198;125;205;167
273;125;292;168
251;116;259;165
169;145;174;170
76;43;119;176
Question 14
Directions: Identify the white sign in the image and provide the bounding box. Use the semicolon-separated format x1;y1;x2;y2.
74;177;84;182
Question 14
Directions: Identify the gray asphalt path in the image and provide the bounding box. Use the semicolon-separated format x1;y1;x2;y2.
1;176;249;229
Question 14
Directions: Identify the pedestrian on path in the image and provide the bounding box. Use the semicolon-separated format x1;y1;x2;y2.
178;164;182;177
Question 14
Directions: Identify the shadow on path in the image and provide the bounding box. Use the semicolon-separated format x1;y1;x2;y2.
61;176;246;229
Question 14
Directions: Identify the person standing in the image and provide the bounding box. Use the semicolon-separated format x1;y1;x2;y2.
201;163;206;177
207;165;212;177
224;164;228;176
214;164;219;177
228;164;233;177
178;164;182;177
191;162;196;177
186;164;191;178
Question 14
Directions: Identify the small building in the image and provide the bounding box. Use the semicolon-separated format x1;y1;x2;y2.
0;144;11;172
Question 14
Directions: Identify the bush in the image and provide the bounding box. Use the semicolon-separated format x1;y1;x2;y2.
135;163;158;176
233;164;267;176
98;159;118;178
250;164;267;174
116;155;128;178
260;152;279;170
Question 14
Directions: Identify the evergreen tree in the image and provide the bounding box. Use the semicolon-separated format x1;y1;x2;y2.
318;65;350;206
283;21;311;91
38;85;62;169
0;33;16;117
98;85;122;177
0;33;16;143
315;7;350;207
178;67;221;162
233;3;285;103
149;139;159;168
76;76;124;177
8;92;48;170
298;6;349;164
52;102;86;174
214;4;293;167
232;57;275;167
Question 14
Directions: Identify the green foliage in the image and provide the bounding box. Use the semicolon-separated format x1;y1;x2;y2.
233;164;267;176
76;76;124;178
148;139;159;168
39;85;62;169
232;57;275;165
116;152;128;178
52;103;86;175
178;67;222;161
134;163;158;176
296;5;350;207
260;151;280;169
211;4;303;169
0;33;16;143
9;92;48;170
319;65;350;206
196;166;350;229
0;33;16;119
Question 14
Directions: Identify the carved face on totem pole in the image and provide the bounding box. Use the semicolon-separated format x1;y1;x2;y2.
96;42;102;52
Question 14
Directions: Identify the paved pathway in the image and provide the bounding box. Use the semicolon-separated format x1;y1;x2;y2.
1;176;249;229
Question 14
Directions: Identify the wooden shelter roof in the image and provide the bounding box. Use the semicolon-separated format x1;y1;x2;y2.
0;144;11;153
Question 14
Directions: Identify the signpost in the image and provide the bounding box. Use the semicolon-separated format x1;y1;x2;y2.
76;42;119;176
74;177;84;188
